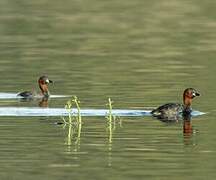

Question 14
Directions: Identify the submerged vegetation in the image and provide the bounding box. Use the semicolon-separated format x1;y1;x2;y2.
106;98;122;143
65;121;82;150
106;98;114;143
63;96;82;125
61;96;122;147
62;96;82;147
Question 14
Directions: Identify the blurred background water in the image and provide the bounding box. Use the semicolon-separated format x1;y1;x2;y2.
0;0;215;179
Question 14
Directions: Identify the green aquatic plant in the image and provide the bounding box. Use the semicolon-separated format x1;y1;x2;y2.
62;96;82;149
106;98;123;143
66;122;82;150
72;96;82;124
105;98;123;166
106;98;114;143
107;98;113;123
63;96;82;125
64;99;73;124
67;123;72;146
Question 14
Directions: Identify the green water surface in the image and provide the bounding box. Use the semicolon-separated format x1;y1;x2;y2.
0;0;215;179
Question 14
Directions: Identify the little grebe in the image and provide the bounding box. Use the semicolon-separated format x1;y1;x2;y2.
151;88;200;120
17;75;53;99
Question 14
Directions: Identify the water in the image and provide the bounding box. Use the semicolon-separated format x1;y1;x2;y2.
0;0;216;179
0;106;205;117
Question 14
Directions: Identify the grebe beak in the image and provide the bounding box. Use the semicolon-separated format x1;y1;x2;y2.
45;79;53;84
192;92;200;97
195;92;200;96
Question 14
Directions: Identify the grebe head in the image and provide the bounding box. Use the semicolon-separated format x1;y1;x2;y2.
183;88;200;107
38;75;53;97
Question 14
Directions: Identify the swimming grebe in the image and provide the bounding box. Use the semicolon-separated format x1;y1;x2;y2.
151;88;200;120
17;75;53;99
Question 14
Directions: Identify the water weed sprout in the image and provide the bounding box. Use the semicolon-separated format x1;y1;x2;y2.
62;96;82;149
72;96;82;124
106;98;114;143
106;98;123;143
65;122;81;150
63;96;82;125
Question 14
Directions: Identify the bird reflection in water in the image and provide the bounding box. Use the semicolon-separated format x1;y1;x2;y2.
154;113;197;146
182;113;197;146
183;113;193;135
38;97;49;107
